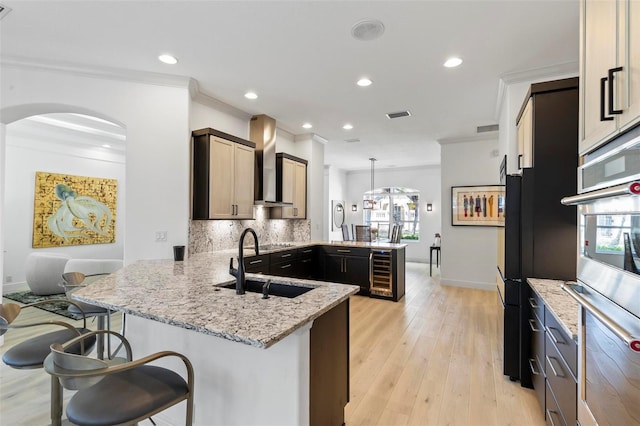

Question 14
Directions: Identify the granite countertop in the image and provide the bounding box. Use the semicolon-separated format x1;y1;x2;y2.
527;278;580;340
253;240;407;252
72;247;360;349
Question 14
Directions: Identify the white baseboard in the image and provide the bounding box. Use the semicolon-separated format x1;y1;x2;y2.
439;277;495;291
2;281;29;295
406;258;428;263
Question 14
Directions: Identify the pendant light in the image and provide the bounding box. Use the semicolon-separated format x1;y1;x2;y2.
364;157;376;209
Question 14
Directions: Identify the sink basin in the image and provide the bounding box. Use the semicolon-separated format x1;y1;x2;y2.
219;279;315;298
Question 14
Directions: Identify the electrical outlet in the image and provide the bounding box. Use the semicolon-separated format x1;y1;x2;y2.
155;231;167;242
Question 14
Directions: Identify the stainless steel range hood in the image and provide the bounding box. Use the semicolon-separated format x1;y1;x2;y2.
249;114;292;207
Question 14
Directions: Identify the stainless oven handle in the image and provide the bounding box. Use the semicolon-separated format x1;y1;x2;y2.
561;181;640;205
562;284;638;351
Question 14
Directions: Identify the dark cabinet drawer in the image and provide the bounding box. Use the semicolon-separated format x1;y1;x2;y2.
544;310;577;378
529;354;545;417
297;246;316;257
528;288;544;323
244;254;270;274
529;311;546;377
270;249;298;263
270;260;297;277
545;334;577;426
545;381;567;426
321;246;370;257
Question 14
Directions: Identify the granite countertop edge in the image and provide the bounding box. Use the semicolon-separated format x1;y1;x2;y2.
527;277;579;340
73;245;365;349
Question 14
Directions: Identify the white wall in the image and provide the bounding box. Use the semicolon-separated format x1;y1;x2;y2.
0;63;191;293
326;166;349;242
3;131;125;287
345;165;442;262
439;136;501;290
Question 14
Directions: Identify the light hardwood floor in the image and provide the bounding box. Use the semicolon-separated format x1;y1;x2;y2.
1;263;544;426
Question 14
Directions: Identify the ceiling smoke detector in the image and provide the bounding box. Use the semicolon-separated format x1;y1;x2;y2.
0;4;12;20
351;19;385;41
386;111;411;119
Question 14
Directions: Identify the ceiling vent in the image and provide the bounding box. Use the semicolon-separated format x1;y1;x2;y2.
344;138;361;143
386;111;411;119
0;4;12;20
477;124;499;133
351;19;385;41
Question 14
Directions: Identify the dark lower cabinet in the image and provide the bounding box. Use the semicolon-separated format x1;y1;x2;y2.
320;246;371;295
243;253;270;274
310;299;349;426
528;283;577;426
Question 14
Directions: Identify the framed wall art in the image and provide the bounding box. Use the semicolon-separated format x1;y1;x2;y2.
451;185;505;227
32;171;118;248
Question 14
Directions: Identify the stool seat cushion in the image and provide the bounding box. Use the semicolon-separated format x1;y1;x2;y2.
2;328;95;369
68;301;108;316
66;365;189;426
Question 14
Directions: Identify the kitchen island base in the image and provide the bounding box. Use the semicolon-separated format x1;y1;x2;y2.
123;300;349;426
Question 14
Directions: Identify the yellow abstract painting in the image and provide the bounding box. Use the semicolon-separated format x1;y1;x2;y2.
32;171;118;248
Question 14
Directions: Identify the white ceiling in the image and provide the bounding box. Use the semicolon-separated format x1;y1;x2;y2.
0;1;579;171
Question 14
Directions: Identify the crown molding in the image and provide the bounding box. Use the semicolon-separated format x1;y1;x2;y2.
493;61;579;120
437;132;498;146
346;163;440;175
1;54;192;88
188;79;252;121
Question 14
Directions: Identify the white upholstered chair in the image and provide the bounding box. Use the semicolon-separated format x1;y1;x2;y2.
25;253;71;295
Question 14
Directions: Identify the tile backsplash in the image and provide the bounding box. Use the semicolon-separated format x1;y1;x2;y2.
189;208;311;254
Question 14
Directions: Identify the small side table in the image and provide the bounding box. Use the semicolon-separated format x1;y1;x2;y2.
430;245;441;276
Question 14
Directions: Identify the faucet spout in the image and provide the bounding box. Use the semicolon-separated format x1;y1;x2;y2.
233;228;259;295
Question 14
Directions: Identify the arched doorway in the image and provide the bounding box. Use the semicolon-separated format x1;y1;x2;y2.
1;105;126;296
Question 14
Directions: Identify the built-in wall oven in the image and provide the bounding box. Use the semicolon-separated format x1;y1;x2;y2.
561;126;640;426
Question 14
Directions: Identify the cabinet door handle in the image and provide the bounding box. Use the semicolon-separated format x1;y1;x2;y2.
546;355;565;378
546;409;559;426
546;326;566;345
281;253;292;258
528;297;539;309
337;249;351;253
249;260;263;265
528;318;540;333
301;259;312;263
528;358;541;376
608;66;624;115
302;249;313;254
280;264;292;269
517;154;523;170
601;76;614;121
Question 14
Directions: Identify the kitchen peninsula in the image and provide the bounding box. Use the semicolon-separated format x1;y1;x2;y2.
73;246;360;426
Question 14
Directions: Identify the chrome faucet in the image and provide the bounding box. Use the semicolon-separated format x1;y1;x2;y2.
229;228;259;295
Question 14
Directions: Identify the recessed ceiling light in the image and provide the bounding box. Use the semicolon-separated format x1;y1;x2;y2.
158;54;178;65
444;57;463;68
343;124;354;130
357;78;373;87
102;144;111;148
302;123;313;129
244;91;258;100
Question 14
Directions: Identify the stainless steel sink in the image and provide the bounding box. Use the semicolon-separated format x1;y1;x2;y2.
218;279;316;298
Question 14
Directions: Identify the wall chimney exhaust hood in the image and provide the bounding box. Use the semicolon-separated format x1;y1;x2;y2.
250;114;293;207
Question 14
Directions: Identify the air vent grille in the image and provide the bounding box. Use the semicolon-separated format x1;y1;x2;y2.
386;111;411;119
345;138;361;143
477;124;499;133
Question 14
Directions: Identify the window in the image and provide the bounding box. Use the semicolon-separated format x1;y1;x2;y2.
595;214;632;254
363;187;420;241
